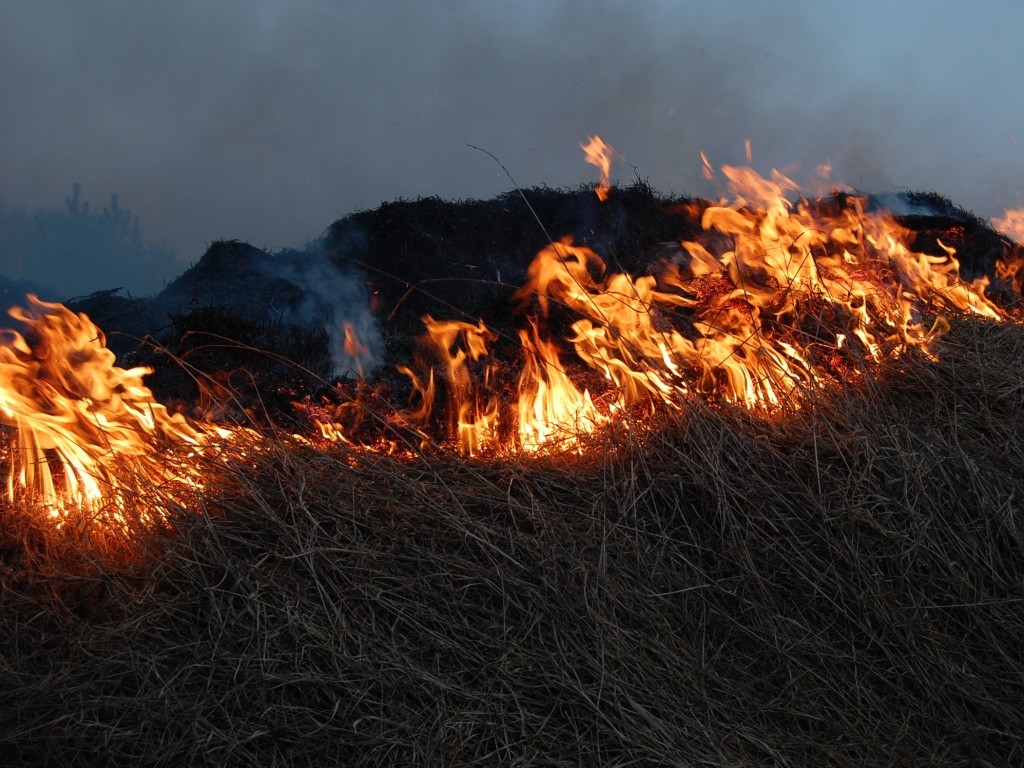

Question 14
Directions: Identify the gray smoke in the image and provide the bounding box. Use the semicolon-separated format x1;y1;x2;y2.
257;247;382;379
1;0;1023;297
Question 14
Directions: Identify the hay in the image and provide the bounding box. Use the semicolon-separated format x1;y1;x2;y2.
1;316;1023;766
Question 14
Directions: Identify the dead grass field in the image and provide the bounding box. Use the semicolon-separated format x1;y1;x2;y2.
2;315;1022;766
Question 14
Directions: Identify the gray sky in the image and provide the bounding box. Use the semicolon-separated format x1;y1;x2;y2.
2;0;1023;294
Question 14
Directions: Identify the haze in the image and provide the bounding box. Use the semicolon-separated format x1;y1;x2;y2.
2;0;1022;296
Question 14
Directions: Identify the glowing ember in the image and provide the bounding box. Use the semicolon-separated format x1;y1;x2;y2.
0;296;232;533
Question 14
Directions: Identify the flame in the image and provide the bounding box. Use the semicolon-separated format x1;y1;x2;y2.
700;152;714;181
391;310;610;456
311;161;1005;457
2;152;1012;532
516;319;608;453
405;315;500;455
993;207;1024;243
581;135;614;201
314;162;1004;455
342;321;369;379
0;296;233;536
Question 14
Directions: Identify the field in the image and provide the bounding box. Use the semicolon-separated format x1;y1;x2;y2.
2;314;1023;766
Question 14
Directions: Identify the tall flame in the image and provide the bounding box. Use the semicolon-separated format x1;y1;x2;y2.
0;296;229;531
401;316;500;456
581;135;614;201
328;162;1004;455
0;152;1012;536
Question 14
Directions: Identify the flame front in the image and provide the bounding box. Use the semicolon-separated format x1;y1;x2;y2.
330;161;1005;455
0;297;229;533
1;151;1013;542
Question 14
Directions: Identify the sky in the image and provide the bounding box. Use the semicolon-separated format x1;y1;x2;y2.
2;0;1024;295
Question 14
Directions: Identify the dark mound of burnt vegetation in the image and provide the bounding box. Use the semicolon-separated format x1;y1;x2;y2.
67;183;710;420
323;181;703;354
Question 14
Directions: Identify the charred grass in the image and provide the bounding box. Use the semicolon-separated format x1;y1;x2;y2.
1;316;1023;766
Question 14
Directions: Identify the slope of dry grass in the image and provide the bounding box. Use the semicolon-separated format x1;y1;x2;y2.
1;316;1023;766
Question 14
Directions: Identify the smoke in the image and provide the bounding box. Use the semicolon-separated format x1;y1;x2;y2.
1;0;1023;297
256;244;382;379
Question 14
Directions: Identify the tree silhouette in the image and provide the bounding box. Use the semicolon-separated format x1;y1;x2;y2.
0;184;177;298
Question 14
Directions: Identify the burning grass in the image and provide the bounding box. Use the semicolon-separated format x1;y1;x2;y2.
2;315;1023;766
2;149;1023;761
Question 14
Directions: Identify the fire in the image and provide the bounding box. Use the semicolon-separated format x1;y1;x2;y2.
0;296;233;536
993;207;1024;243
400;315;501;456
993;207;1024;294
390;310;609;456
343;321;369;379
581;135;614;201
319;160;1004;455
0;141;1013;544
516;320;607;453
700;152;714;181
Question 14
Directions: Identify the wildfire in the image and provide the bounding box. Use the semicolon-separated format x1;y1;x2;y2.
0;296;235;537
0;139;1014;545
312;158;1005;456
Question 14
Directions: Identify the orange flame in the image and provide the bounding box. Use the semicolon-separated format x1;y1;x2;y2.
0;297;233;534
400;316;500;455
2;155;1012;517
581;135;614;201
993;207;1024;243
340;163;1001;454
342;321;369;379
310;161;1006;457
700;152;714;181
516;319;608;453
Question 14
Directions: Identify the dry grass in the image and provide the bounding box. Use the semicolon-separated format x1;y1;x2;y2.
2;316;1023;766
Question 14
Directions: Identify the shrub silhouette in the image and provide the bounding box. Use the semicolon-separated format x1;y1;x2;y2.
0;183;176;298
